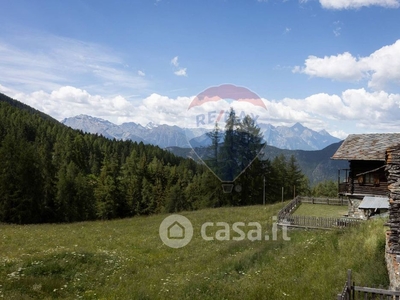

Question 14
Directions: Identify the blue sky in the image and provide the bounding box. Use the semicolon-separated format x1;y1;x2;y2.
1;0;400;138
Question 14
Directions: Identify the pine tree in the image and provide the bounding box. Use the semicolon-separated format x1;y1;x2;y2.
0;133;43;223
236;114;265;173
55;161;79;222
219;108;240;182
36;137;57;222
271;154;288;200
286;155;310;198
94;154;123;219
205;122;221;176
140;177;153;214
164;180;188;213
121;150;141;216
286;155;302;198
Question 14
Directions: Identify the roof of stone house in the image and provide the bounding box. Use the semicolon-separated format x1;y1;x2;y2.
331;133;400;161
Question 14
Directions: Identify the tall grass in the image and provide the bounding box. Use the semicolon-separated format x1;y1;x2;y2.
0;203;388;299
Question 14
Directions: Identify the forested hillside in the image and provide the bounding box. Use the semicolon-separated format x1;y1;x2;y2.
168;141;346;184
0;93;309;224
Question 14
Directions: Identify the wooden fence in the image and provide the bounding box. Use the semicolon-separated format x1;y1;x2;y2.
277;196;301;220
277;196;361;229
298;196;349;206
283;215;361;229
337;269;400;299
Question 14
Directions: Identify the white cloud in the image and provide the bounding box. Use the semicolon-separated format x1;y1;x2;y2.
332;21;342;37
363;41;400;90
171;56;179;67
8;86;135;123
281;88;400;132
331;130;348;139
174;68;187;77
0;32;149;96
170;56;188;76
2;83;400;139
138;70;146;77
1;85;193;126
319;0;400;9
294;40;400;90
293;52;367;82
265;100;315;125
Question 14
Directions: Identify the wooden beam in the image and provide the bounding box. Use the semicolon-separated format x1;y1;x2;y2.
355;165;386;177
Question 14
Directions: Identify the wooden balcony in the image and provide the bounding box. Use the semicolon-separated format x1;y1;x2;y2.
338;182;350;195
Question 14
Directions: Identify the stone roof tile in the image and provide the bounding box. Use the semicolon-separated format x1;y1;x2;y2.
331;133;400;161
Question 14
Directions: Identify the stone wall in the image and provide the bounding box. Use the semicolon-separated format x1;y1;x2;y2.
386;146;400;254
386;231;400;290
347;198;368;219
385;147;400;289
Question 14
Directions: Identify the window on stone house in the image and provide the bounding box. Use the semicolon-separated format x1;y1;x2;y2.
364;173;374;184
364;173;380;186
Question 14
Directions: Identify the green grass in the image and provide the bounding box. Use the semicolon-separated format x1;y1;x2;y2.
0;202;389;299
293;203;349;218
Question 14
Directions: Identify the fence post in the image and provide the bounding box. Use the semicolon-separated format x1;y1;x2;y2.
346;269;352;298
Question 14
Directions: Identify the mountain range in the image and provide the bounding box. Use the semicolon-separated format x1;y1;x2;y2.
0;91;347;186
61;115;347;184
62;114;341;151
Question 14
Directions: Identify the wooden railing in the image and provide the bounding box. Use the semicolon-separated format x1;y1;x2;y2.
277;196;360;229
277;196;301;221
298;196;349;206
284;215;361;229
337;269;400;299
339;182;351;194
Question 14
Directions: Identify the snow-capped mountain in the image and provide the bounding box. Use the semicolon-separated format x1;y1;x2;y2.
62;115;198;148
260;122;341;150
61;115;145;143
61;115;341;150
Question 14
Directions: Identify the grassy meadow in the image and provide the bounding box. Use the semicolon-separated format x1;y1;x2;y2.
293;203;349;218
0;202;389;299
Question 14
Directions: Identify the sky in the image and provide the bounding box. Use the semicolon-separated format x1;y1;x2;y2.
1;0;400;139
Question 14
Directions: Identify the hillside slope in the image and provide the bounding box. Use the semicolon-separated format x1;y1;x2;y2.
167;141;347;185
264;141;348;184
0;92;203;224
0;205;388;299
